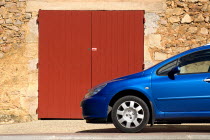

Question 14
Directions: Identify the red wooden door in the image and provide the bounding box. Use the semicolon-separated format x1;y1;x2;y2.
92;11;144;86
39;10;92;118
39;10;144;119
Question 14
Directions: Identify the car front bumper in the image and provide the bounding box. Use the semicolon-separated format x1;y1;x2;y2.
81;95;109;123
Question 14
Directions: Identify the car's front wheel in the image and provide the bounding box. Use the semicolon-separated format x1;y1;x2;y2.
111;96;149;133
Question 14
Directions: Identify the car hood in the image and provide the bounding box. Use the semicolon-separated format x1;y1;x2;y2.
92;67;154;90
94;73;143;88
114;72;143;81
113;67;154;81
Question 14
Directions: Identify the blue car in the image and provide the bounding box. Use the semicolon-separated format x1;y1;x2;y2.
81;44;210;133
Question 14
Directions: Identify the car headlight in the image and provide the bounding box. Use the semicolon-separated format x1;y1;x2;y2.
85;83;107;98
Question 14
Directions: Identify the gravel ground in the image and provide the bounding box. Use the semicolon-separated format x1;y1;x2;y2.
0;120;210;135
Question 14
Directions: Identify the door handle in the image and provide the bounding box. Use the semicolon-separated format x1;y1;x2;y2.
88;48;97;51
204;78;210;82
92;48;97;51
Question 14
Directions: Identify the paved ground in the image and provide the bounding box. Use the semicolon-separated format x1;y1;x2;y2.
1;133;210;140
0;120;210;139
0;120;115;134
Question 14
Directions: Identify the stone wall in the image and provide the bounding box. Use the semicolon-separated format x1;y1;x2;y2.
0;0;38;124
0;0;209;123
145;0;210;66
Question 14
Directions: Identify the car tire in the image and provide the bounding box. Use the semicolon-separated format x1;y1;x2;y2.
111;96;150;133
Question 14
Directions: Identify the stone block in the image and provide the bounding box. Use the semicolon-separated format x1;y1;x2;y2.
0;26;3;34
154;52;167;60
200;27;209;35
20;96;37;116
0;19;5;24
205;16;209;22
25;83;38;97
201;4;208;11
186;0;199;2
25;12;32;19
194;14;205;22
5;18;13;24
181;14;193;23
0;63;29;87
0;52;4;58
26;18;38;43
28;72;38;83
26;1;166;12
28;58;38;71
188;27;198;33
148;34;162;48
188;4;203;11
23;43;38;58
0;44;12;52
168;16;180;23
17;2;25;7
14;20;22;25
195;36;206;41
166;8;184;16
160;19;167;25
5;2;16;8
145;13;160;28
198;0;209;2
144;60;154;69
8;6;19;13
0;0;5;6
5;25;19;31
144;12;160;35
166;9;173;15
177;1;187;8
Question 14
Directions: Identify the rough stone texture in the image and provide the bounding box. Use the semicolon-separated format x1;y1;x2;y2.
168;16;180;23
0;52;4;58
148;34;162;48
181;14;193;23
188;27;198;33
200;27;209;35
0;0;38;124
155;52;168;60
0;0;5;6
152;0;210;64
194;14;205;22
144;13;160;35
166;8;184;16
25;12;32;19
187;0;199;2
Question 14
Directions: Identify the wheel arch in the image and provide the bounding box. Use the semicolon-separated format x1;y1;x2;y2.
107;89;155;126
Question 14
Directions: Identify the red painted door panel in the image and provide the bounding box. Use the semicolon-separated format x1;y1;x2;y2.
39;11;92;118
92;11;144;86
39;10;144;118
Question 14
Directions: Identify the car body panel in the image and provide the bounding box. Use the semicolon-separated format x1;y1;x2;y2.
152;73;210;112
81;94;108;119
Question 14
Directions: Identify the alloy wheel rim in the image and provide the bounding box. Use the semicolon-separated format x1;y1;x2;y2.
116;101;144;128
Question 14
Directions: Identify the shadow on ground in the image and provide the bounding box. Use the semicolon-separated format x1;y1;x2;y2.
76;125;210;133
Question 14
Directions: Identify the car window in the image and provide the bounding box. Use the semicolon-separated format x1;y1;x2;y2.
179;49;210;74
157;60;177;76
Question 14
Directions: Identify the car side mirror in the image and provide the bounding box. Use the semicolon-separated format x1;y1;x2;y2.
168;66;180;80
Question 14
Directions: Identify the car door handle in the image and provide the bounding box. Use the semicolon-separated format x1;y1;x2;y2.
204;78;210;82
